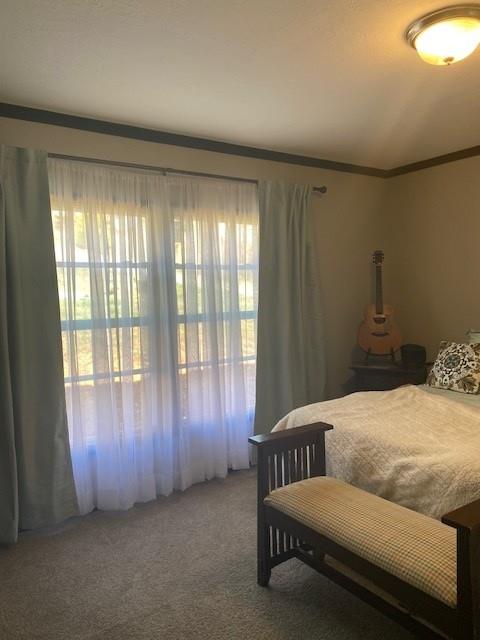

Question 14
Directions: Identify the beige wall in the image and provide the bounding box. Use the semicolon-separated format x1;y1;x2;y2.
383;156;480;362
4;117;474;395
0;117;389;398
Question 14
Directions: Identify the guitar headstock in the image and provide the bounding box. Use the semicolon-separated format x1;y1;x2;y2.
372;250;384;265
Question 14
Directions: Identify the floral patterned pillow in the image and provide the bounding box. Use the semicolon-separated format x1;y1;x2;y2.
427;341;480;394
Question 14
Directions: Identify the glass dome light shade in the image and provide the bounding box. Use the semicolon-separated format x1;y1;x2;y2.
406;6;480;65
414;17;480;65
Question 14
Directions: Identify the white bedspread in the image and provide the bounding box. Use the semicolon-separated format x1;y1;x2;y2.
273;385;480;519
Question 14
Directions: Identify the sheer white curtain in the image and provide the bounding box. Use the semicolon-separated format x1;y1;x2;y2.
49;159;258;515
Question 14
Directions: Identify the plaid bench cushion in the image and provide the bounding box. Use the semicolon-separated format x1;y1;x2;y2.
265;476;457;607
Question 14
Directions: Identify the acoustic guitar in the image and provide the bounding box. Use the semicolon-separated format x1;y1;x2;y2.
357;250;401;355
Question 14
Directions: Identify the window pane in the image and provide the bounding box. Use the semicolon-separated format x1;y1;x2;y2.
238;270;256;312
62;330;93;378
221;270;231;313
241;318;256;357
58;267;91;320
106;267;147;319
61;332;71;379
178;323;186;366
176;269;185;315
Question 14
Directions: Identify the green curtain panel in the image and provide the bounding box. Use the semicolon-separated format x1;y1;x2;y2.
0;145;78;543
253;180;326;435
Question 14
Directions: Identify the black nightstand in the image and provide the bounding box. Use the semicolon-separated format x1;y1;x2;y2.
350;363;427;392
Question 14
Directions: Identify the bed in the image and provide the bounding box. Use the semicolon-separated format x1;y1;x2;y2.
272;384;480;519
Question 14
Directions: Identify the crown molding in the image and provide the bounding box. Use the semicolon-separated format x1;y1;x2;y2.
0;103;389;177
386;145;480;177
0;103;386;178
0;102;478;179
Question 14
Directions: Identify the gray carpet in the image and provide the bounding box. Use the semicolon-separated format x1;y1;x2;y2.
0;468;413;640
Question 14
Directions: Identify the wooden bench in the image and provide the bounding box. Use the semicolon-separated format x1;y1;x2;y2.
249;424;480;640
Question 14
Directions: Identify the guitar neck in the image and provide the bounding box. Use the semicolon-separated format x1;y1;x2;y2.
375;264;384;314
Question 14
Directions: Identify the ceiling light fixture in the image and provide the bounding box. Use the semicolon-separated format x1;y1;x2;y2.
406;4;480;65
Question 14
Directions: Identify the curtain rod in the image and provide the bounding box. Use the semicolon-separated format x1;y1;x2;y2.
48;153;327;194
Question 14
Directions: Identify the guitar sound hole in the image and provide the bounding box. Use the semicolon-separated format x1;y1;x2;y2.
374;317;386;324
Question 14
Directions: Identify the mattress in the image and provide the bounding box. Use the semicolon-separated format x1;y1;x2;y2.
273;385;480;519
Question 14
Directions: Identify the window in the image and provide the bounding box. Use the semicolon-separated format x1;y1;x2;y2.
49;158;259;512
173;213;258;420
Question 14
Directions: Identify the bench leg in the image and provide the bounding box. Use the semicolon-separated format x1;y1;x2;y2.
258;523;271;587
256;448;272;587
258;563;271;587
455;528;480;640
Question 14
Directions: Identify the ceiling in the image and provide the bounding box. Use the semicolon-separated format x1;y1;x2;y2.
0;0;479;169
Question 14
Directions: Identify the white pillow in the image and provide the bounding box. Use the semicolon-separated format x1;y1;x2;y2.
467;330;480;344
